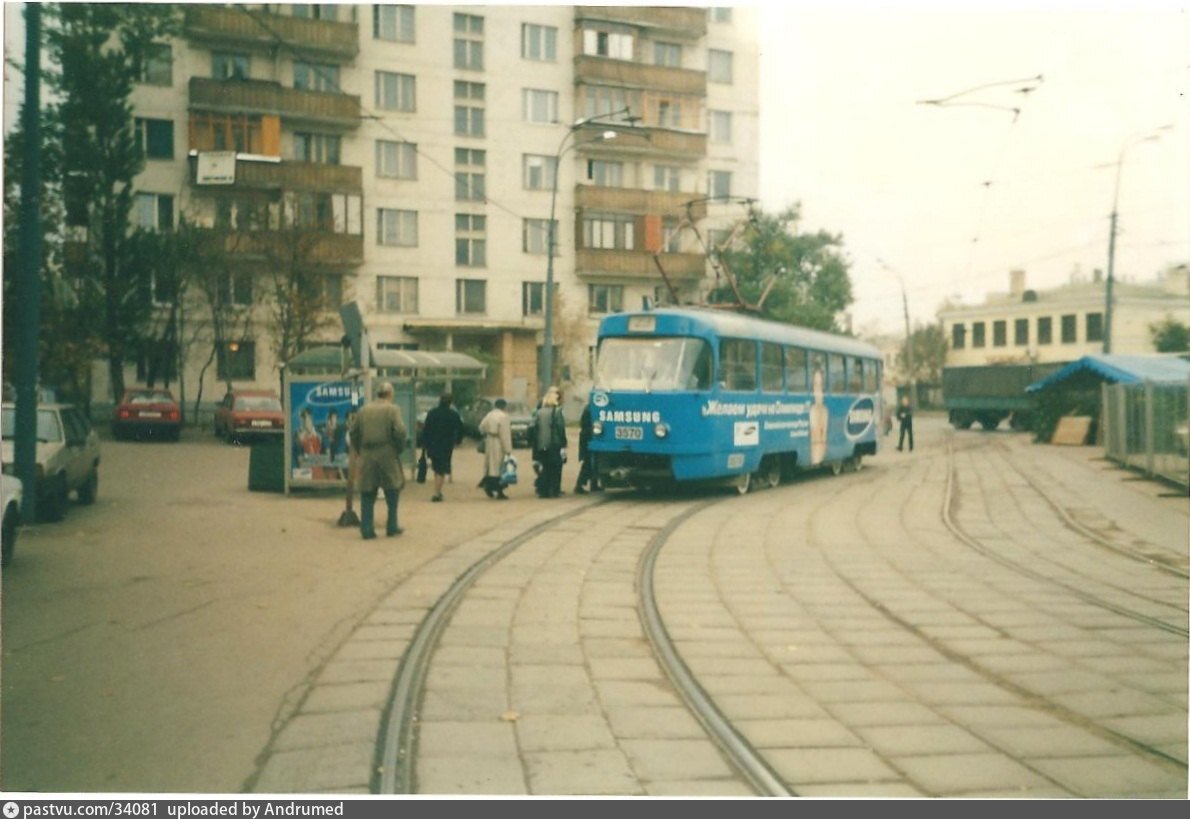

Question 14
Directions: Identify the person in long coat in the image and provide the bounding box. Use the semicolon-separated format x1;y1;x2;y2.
573;403;601;494
421;393;464;502
348;381;408;538
532;386;568;498
478;398;513;500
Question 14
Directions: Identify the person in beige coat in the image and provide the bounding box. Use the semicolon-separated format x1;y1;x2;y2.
349;381;408;538
477;398;513;500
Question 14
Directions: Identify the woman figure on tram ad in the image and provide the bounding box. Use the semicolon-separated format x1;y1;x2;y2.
532;386;568;498
809;365;829;465
574;402;601;494
478;398;513;500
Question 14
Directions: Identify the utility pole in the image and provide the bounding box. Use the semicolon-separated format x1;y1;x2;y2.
15;3;43;523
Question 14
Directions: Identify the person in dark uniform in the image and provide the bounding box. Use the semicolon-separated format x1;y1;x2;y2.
573;403;601;494
348;382;407;539
532;386;567;498
896;395;914;452
421;393;464;502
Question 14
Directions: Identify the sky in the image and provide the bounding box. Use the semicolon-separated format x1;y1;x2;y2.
756;0;1189;335
2;1;1187;338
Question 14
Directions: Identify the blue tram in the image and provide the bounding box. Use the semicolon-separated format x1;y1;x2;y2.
587;307;884;492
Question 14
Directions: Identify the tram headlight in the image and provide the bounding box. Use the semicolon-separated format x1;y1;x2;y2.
592;420;603;436
653;422;670;439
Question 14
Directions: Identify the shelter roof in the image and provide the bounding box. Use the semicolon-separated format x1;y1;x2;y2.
1025;354;1190;393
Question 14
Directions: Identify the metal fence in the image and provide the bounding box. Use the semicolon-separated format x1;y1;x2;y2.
1102;380;1189;490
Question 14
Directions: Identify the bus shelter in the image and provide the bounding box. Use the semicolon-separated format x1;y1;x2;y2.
282;345;486;494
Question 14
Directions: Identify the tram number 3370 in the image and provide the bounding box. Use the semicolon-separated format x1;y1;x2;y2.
614;426;644;441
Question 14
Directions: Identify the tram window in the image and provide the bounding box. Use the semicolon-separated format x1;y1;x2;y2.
720;338;757;391
785;347;807;392
828;354;845;394
760;343;784;392
848;357;863;392
863;360;879;393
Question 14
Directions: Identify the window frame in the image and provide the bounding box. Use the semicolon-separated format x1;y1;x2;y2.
376;208;418;247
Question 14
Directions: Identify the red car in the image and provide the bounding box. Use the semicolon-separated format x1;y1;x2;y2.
213;389;284;444
112;388;182;441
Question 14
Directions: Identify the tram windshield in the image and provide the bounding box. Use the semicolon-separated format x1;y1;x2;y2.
594;336;712;392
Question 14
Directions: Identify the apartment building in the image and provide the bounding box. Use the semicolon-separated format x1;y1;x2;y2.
938;266;1190;367
117;4;760;409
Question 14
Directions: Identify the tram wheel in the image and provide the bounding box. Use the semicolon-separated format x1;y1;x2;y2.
760;458;781;489
734;472;752;495
830;460;844;477
846;455;863;473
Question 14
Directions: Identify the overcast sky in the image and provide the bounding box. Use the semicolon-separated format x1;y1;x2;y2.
757;0;1189;335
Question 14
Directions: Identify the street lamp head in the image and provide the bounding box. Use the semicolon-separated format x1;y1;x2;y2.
599;130;617;141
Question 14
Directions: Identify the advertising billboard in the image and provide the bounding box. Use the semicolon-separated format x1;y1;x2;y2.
286;377;360;488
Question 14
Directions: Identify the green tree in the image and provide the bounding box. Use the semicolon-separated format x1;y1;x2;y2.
1149;316;1190;353
899;322;948;384
45;2;180;403
260;225;348;368
709;205;853;332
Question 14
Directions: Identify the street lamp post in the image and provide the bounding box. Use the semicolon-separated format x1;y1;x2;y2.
1103;125;1171;353
878;259;915;408
540;112;628;399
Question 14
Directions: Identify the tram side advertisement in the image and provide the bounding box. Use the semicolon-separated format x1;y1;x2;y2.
287;378;358;485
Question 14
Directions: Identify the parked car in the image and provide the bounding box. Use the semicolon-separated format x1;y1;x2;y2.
111;388;182;441
213;389;284;443
460;396;534;448
1;402;101;522
2;474;22;567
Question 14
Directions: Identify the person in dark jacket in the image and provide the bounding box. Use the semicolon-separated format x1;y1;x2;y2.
421;393;464;502
348;382;407;539
574;403;601;494
896;395;914;452
532;386;567;498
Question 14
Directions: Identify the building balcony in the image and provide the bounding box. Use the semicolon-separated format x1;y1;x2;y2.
207;230;364;268
188;157;363;194
576;248;706;281
184;6;359;60
574;55;705;96
189;77;361;129
574;6;707;39
574;186;706;220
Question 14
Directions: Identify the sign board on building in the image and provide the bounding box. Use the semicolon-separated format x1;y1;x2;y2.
196;151;237;185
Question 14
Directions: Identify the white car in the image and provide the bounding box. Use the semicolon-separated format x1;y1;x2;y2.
1;402;101;522
2;474;22;567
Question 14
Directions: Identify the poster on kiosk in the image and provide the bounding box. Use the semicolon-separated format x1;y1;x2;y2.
285;375;362;489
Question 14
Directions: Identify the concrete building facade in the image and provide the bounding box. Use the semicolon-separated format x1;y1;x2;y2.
110;4;760;413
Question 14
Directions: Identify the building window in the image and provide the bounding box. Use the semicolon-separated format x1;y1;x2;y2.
586;159;623;187
374;5;414;43
217;340;255;381
135;118;174;160
291;5;339;21
456;278;487;314
523;219;554;255
523;281;546;316
190;113;268;154
289;192;360;234
582;85;642;122
708;170;732;199
993;320;1007;347
293;132;341;164
522;23;557;61
708;110;732;144
1038;316;1053;345
455;214;487;267
294;61;340;92
377;276;418;313
654;41;681;67
952;323;966;350
972;321;986;348
582;213;635;250
582;29;634;60
662;218;682;253
376;71;416;111
376;208;417;247
453;13;484;71
140;43;172;86
1085;312;1104;343
376;140;417;179
708;49;733;84
710;8;733;23
654;165;681;192
455;172;485;202
523;154;557;190
523;88;559;124
218;270;253;307
133;192;173;231
1061;314;1077;344
588;284;624;315
453;81;485;138
212;51;249;80
1014;318;1029;346
657;99;682;128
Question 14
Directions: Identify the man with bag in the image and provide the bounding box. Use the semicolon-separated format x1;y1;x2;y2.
349;381;407;539
478;398;513;500
420;393;464;502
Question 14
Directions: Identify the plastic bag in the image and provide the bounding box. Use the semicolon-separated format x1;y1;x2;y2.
500;454;518;486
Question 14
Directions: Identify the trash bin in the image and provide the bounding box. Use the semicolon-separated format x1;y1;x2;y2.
248;438;285;492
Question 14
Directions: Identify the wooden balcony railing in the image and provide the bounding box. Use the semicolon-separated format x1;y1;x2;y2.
576;248;707;281
575;6;707;39
189;157;363;194
574;56;706;97
575;186;706;220
184;6;359;60
189;77;361;128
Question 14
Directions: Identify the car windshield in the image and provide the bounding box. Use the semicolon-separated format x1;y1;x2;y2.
505;403;530;418
1;407;64;443
128;391;173;405
236;396;282;411
594;336;712;392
